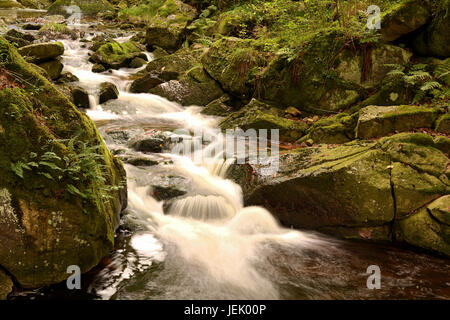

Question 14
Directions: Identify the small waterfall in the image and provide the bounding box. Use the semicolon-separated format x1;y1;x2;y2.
168;195;237;220
88;94;98;109
57;28;347;300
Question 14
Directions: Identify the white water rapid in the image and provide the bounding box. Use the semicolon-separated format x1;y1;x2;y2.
58;31;344;300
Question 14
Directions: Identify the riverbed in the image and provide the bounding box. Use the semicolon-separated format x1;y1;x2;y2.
3;10;450;300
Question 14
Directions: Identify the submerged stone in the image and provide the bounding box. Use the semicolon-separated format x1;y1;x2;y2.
71;85;90;108
99;82;119;104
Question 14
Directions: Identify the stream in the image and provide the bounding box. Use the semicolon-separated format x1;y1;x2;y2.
3;11;450;300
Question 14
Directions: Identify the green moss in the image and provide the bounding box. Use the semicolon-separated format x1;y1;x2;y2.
90;40;145;69
201;37;267;98
381;0;431;41
16;0;51;9
396;199;450;257
0;36;126;288
356;105;437;139
0;0;23;8
219;99;307;142
435;113;450;134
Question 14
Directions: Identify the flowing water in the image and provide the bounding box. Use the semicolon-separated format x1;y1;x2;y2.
4;14;450;300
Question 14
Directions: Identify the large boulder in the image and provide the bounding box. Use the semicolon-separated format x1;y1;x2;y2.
201;37;267;99
246;141;395;230
412;0;450;58
380;0;431;41
145;0;197;52
0;37;127;288
244;133;449;255
396;196;450;256
18;42;64;64
47;0;115;16
356;105;438;139
219;99;308;142
335;44;412;89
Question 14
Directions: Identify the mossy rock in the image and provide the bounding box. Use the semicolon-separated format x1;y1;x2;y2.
47;0;115;16
396;196;450;257
71;85;90;109
359;79;410;107
99;82;119;104
0;19;7;34
145;0;197;52
90;40;143;69
129;57;147;69
301;112;358;144
37;59;63;80
149;75;223;106
201;37;267;99
336;44;412;89
129;72;164;93
92;63;106;73
356;105;437;139
0;0;23;8
0;37;126;288
413;0;450;58
219;99;308;142
246;143;395;229
201;94;232;116
258;29;362;114
390;162;448;219
18;42;64;64
5;29;36;47
244;132;450;255
434;135;450;155
146;47;201;76
435;114;450;134
381;0;431;42
17;0;52;9
427;195;450;225
0;269;12;300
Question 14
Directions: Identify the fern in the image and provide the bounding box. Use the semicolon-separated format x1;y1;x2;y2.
420;81;442;92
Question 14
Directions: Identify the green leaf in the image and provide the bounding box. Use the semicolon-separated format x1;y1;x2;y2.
38;172;54;180
67;184;87;198
39;161;63;171
11;163;24;179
